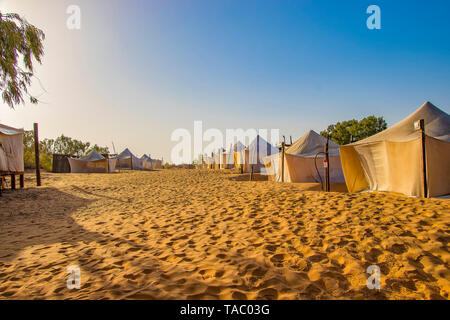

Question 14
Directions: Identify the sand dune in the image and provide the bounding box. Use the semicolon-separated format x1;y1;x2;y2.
0;169;448;299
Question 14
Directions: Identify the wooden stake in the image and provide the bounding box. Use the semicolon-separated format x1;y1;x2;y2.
33;123;41;186
281;142;285;182
325;136;330;192
419;119;428;198
11;174;16;190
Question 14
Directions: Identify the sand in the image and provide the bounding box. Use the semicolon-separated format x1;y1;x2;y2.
0;169;448;300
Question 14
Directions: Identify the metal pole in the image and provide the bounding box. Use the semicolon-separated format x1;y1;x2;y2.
33;123;41;186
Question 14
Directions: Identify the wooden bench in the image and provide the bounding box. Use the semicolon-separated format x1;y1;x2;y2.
0;171;24;196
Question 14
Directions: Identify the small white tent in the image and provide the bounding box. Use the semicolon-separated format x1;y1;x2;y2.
238;135;278;173
226;141;245;169
141;154;162;170
340;101;450;197
68;150;117;173
116;148;143;170
264;130;345;183
0;123;24;174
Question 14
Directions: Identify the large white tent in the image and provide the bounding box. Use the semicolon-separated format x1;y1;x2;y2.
264;130;345;183
237;135;278;173
340;101;450;197
116;148;143;170
68;150;117;173
0;123;24;174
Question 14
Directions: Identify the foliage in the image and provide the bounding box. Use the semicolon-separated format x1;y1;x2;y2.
0;12;45;108
23;132;109;170
320;115;387;145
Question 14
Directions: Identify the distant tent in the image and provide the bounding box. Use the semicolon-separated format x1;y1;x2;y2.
264;130;344;183
0;123;24;174
116;148;143;170
205;156;214;169
141;154;162;170
141;154;152;170
340;101;450;197
238;135;278;173
68;150;117;173
213;148;226;170
224;141;245;169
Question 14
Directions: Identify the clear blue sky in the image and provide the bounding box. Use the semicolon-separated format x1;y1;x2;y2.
1;0;449;162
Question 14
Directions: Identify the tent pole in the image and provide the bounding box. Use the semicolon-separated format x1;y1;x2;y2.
281;142;285;182
325;135;330;192
419;119;428;198
33;123;41;186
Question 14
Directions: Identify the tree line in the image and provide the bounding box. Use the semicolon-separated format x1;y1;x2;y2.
320;115;387;145
23;132;109;170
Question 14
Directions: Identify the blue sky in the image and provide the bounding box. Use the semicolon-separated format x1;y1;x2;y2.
1;0;449;162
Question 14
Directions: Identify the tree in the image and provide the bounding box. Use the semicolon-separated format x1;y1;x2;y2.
320;116;387;145
23;133;110;170
0;12;45;108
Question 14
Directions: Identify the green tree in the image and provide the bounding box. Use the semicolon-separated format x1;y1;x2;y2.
0;12;45;108
320;116;387;145
23;132;109;170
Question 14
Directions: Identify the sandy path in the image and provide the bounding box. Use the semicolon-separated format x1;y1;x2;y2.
0;169;448;299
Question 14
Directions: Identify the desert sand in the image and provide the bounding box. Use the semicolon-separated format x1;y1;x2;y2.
0;169;449;300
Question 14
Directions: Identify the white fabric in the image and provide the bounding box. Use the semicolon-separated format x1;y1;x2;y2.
0;123;24;173
340;101;450;197
241;135;278;173
116;148;143;169
265;130;344;183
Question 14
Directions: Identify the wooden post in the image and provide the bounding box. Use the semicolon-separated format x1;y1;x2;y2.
250;165;254;181
11;174;16;190
281;142;285;182
20;174;24;188
419;119;428;198
33;123;41;186
325;135;330;192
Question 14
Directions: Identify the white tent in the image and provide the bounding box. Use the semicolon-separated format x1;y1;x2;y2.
141;154;152;170
141;154;162;170
213;148;227;170
264;130;345;183
238;135;279;173
116;148;143;170
0;123;24;174
68;150;117;173
340;101;450;197
225;141;245;169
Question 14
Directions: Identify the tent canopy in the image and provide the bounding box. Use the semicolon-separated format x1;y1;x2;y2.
68;150;116;173
117;148;139;159
116;148;143;169
0;123;24;173
286;130;340;157
265;130;344;183
340;101;450;197
79;150;105;161
350;101;450;145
